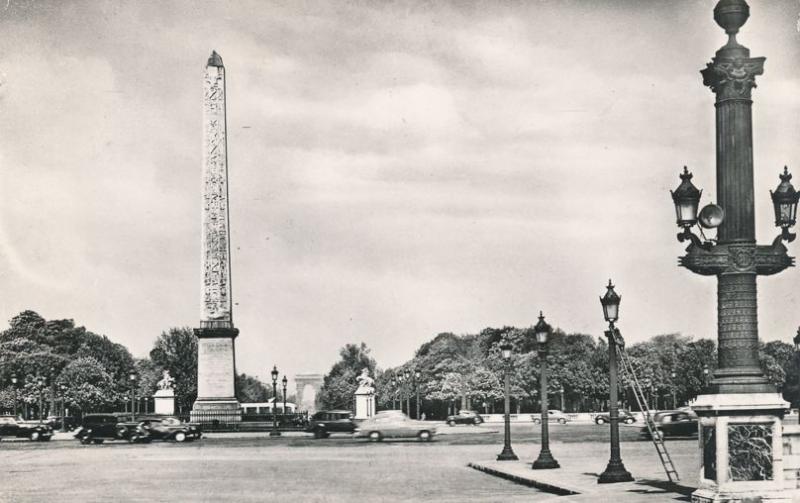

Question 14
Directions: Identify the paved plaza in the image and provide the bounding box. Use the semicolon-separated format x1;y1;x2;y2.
1;424;699;502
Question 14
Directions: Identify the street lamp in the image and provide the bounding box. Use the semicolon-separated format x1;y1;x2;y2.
559;386;565;412
391;376;398;410
532;311;559;470
37;375;46;424
703;364;709;388
770;166;800;242
128;371;137;421
397;373;405;413
403;370;411;418
497;341;518;461
270;365;280;437
414;370;421;420
598;280;634;484
10;373;18;418
670;370;677;409
282;375;288;417
59;384;67;433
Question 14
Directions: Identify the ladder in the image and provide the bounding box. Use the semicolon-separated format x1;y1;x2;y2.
611;328;680;483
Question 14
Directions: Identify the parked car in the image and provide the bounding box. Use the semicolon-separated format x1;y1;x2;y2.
446;410;483;426
640;410;698;439
74;414;146;444
532;410;569;424
0;415;54;441
595;410;636;425
354;410;435;442
306;410;357;438
137;416;201;442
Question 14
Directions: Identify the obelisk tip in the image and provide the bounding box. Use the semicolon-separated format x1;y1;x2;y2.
207;50;224;68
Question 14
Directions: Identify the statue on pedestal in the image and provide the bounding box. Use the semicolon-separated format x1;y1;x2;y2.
354;369;376;419
154;369;176;416
157;370;175;391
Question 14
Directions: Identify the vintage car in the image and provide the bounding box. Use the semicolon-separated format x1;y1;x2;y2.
0;415;54;441
446;410;483;426
305;410;357;439
532;410;570;425
640;410;698;439
136;416;201;442
74;413;146;444
353;410;435;442
594;410;636;425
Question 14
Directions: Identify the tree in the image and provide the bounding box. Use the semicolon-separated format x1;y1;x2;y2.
319;343;377;410
149;328;198;412
236;373;271;403
57;357;118;414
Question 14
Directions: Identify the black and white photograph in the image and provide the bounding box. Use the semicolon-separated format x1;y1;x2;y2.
1;0;800;501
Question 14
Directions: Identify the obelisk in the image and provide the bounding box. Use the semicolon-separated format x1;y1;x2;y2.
190;51;241;424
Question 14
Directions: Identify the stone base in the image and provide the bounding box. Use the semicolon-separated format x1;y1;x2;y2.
691;393;790;503
354;392;375;419
154;389;175;416
190;399;241;424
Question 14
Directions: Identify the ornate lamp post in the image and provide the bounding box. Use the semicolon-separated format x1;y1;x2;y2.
391;376;398;410
37;375;46;424
59;384;67;432
10;373;18;418
671;370;677;409
414;370;421;420
532;311;559;470
702;364;710;389
669;3;797;499
270;366;280;437
397;373;405;413
559;386;565;412
403;370;411;417
497;341;518;461
793;328;800;353
282;375;288;416
598;280;633;484
128;371;137;421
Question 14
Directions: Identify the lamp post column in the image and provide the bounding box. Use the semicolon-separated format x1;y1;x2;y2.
270;366;281;437
532;312;559;470
415;370;421;420
497;342;518;461
599;325;633;483
10;374;18;418
282;375;288;419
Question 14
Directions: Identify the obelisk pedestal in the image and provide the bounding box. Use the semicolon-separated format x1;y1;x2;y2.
190;51;241;425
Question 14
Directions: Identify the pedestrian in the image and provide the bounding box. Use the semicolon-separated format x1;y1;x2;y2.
420;412;426;421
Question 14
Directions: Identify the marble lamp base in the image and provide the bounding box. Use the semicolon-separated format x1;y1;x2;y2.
691;393;790;503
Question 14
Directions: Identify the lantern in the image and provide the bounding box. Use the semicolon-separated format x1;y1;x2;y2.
671;166;702;228
771;166;799;232
500;342;513;361
534;312;551;346
282;375;288;387
600;279;621;324
271;365;279;383
794;328;800;352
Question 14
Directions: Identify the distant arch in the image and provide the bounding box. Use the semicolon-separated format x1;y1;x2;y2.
294;374;324;414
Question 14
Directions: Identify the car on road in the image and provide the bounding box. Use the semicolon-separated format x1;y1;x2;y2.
532;410;569;424
640;410;698;439
354;410;435;442
136;416;202;443
47;415;79;431
74;413;146;444
446;410;483;426
306;410;357;438
0;415;54;441
594;410;636;425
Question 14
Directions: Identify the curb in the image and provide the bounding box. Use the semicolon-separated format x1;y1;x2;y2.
467;462;581;496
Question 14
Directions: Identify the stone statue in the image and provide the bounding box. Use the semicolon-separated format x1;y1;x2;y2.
157;369;175;391
355;368;374;395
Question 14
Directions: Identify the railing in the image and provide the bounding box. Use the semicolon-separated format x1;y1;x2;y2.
183;411;309;432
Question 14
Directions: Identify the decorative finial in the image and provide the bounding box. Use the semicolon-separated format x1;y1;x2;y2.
714;0;749;36
207;50;224;68
781;166;792;183
680;166;693;181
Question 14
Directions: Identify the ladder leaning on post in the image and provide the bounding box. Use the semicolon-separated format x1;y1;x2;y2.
610;327;680;483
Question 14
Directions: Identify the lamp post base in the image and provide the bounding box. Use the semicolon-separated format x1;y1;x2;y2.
497;446;519;461
598;461;634;484
532;450;560;470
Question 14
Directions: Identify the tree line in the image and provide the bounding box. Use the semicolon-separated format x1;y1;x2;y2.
319;327;800;419
0;310;272;418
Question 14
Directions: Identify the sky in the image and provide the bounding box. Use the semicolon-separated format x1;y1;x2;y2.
0;0;799;390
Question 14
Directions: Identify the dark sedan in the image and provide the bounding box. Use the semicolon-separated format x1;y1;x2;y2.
137;416;201;442
640;410;698;439
594;410;636;425
305;410;357;438
74;414;145;444
446;410;483;426
0;415;54;441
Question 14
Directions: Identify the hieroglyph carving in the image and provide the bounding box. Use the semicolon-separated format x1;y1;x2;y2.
202;64;232;323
